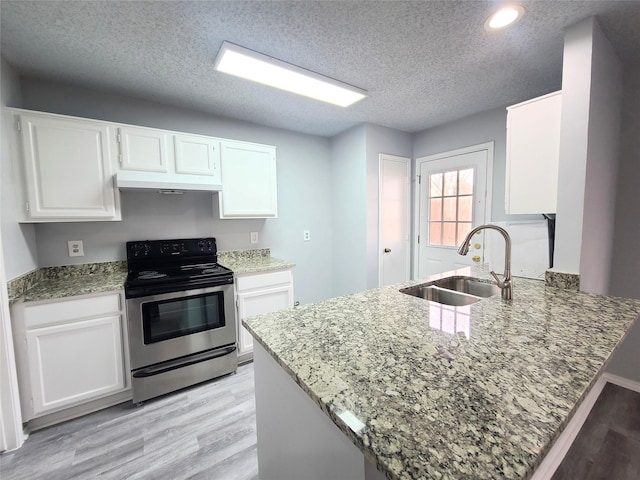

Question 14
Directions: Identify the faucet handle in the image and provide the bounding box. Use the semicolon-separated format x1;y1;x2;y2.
490;270;504;288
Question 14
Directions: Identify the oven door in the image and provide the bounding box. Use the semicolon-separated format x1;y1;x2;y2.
126;284;236;371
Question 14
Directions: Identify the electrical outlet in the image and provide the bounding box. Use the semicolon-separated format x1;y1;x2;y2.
303;230;311;242
68;240;84;257
250;232;259;244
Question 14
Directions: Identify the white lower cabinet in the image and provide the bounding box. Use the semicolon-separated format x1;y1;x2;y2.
236;270;293;360
12;291;129;422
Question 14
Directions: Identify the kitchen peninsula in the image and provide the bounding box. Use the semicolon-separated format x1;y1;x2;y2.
243;268;640;480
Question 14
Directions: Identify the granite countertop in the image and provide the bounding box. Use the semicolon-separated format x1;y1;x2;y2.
18;271;128;303
244;267;640;480
218;248;295;275
8;262;128;305
9;249;294;305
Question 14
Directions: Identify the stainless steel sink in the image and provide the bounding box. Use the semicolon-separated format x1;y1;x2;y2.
400;276;500;306
400;285;481;306
432;276;501;298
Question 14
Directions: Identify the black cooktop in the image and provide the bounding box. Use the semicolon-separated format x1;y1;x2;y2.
125;238;234;298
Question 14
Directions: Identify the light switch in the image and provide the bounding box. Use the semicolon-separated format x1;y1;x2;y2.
68;240;84;257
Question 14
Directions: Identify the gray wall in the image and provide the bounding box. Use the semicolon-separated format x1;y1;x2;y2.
413;106;541;224
19;78;333;305
610;65;640;300
553;19;594;277
364;123;412;289
330;125;367;297
579;19;623;295
0;58;38;280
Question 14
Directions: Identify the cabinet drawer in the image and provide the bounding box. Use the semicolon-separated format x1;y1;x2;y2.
236;270;292;292
24;293;122;329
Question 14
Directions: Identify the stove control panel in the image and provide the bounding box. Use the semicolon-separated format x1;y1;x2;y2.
126;238;218;259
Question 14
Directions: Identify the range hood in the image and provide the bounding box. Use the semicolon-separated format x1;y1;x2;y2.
115;171;222;192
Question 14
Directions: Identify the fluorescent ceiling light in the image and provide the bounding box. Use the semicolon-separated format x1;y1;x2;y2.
485;5;525;31
214;42;367;107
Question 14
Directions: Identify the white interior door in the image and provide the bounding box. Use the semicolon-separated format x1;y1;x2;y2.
416;144;492;279
379;154;411;286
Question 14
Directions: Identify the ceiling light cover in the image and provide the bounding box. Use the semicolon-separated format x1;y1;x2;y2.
214;42;367;107
485;5;525;31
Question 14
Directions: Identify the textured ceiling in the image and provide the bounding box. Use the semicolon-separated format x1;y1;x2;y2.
1;1;639;137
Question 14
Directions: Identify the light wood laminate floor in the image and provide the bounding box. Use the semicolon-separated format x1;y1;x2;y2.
2;366;639;480
0;363;258;480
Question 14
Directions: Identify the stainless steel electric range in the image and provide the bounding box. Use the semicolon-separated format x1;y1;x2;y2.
124;237;237;404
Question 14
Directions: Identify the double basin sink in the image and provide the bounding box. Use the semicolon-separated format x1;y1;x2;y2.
400;276;500;306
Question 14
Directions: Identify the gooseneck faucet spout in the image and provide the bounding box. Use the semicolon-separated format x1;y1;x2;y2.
458;224;512;300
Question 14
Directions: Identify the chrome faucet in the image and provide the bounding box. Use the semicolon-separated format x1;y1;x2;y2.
457;224;512;300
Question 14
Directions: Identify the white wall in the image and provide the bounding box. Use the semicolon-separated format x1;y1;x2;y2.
578;20;623;295
0;59;38;280
364;124;412;289
331;125;367;297
610;65;640;300
18;78;333;305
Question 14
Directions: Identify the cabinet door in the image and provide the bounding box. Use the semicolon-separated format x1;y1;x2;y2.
237;285;293;355
505;91;562;214
19;114;119;220
220;141;277;218
26;315;126;416
174;133;221;180
118;125;170;173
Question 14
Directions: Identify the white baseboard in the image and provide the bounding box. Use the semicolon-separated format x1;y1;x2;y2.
531;373;640;480
601;372;640;393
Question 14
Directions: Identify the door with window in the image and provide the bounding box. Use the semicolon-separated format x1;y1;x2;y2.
416;144;492;278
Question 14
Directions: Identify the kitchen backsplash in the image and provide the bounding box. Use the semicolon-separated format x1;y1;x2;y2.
484;220;549;280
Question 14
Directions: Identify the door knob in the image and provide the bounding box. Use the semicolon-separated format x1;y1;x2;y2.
384;248;391;253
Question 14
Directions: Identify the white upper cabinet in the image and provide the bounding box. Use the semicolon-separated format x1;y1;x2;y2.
174;133;221;179
13;111;121;222
117;125;170;173
114;127;223;189
505;91;562;214
219;140;277;218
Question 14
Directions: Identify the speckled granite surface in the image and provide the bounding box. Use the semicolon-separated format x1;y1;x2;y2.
218;248;295;275
545;270;580;291
244;267;640;480
8;262;127;304
8;252;292;305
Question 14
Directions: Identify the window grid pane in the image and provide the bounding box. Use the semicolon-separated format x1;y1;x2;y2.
427;168;475;247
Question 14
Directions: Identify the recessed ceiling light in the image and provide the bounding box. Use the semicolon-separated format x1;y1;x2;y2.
214;42;367;107
485;5;525;31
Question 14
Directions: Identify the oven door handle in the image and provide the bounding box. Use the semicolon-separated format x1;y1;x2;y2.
132;345;237;378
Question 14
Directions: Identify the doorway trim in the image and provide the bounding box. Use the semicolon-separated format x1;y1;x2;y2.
378;153;411;286
412;142;494;279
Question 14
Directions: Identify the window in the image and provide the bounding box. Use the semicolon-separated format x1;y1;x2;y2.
428;168;474;247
